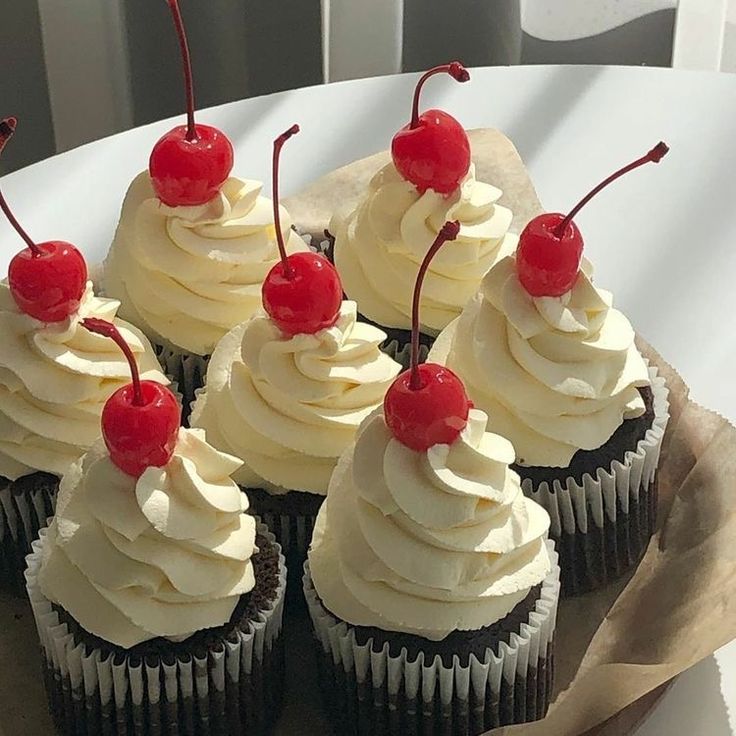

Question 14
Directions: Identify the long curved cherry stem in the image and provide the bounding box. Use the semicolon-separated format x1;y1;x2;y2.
272;124;300;280
409;61;470;129
0;117;40;257
409;220;461;390
166;0;197;142
82;318;144;406
555;141;669;239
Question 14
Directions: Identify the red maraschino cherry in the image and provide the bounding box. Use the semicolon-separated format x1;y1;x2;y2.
391;62;471;195
384;220;471;451
261;125;342;336
82;318;180;478
517;141;670;297
1;117;87;322
148;0;234;207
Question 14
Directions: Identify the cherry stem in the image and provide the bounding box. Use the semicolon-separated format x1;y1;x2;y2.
81;318;144;407
555;141;670;239
409;220;461;390
410;61;470;129
0;117;41;257
272;124;300;280
166;0;197;142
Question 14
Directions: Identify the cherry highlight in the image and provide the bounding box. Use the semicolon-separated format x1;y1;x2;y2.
410;62;469;129
555;141;670;238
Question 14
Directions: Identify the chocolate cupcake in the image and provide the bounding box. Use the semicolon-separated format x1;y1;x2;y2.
191;299;400;582
306;220;559;734
0;118;168;593
25;426;286;736
305;406;559;734
330;63;517;368
102;3;310;416
190;125;401;588
430;256;669;596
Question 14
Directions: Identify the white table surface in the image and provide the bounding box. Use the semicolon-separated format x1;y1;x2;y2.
1;64;734;735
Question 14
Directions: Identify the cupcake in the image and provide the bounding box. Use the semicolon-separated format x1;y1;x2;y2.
305;221;559;734
25;319;286;736
191;126;401;575
103;1;309;411
430;143;672;595
331;63;517;366
0;117;168;593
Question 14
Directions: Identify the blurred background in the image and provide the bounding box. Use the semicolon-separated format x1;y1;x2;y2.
1;0;732;173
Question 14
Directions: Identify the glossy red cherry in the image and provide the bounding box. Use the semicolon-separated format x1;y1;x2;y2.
517;141;670;298
82;318;180;478
391;62;471;195
385;363;470;451
384;220;471;451
0;117;87;322
9;243;88;322
261;125;342;335
148;0;233;206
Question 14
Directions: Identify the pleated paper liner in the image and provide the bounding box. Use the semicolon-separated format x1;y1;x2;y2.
520;364;669;597
25;523;287;736
246;487;324;607
303;542;560;736
0;471;57;595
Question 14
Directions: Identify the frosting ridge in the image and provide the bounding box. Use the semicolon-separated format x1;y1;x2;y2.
0;282;168;480
309;408;551;640
39;428;256;648
332;162;517;333
104;172;310;355
429;256;651;466
191;301;401;494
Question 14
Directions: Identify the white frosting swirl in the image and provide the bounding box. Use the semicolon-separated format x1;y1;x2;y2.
429;256;651;467
332;162;517;334
39;428;257;648
0;282;168;481
104;172;310;355
309;408;551;640
191;302;401;495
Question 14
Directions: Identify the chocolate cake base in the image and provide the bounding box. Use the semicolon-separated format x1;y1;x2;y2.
0;471;57;595
515;386;659;597
39;533;286;736
246;487;324;604
350;585;542;669
514;386;655;486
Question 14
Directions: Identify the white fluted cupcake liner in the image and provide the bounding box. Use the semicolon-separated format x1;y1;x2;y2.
303;541;560;735
25;523;287;736
153;340;209;426
245;488;325;606
521;364;669;596
246;488;323;557
293;225;331;257
382;339;431;371
0;472;58;595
